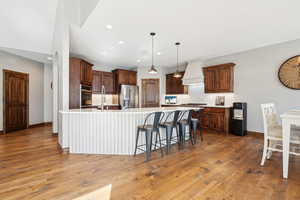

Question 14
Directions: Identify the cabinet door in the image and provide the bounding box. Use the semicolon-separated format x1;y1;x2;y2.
128;71;137;85
85;63;93;85
200;113;210;129
92;71;102;93
118;70;129;85
80;61;85;84
166;74;173;94
102;72;114;94
80;61;93;85
217;66;233;92
203;68;217;93
210;113;225;132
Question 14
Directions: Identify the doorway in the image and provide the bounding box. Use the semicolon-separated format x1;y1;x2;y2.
3;70;29;133
141;79;160;107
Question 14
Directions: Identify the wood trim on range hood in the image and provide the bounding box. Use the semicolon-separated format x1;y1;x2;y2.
182;60;204;85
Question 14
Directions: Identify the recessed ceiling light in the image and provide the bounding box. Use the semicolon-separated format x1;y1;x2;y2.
47;56;52;60
137;59;141;63
119;41;124;44
106;24;113;30
157;52;161;55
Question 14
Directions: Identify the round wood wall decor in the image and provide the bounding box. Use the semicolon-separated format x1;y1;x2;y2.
278;55;300;90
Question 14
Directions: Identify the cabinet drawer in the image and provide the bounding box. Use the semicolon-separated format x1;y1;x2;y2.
202;107;225;113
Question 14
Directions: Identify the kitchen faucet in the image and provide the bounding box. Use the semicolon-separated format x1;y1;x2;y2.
100;85;106;111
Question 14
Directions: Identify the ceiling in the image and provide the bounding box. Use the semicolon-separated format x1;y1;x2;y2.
0;47;52;64
70;0;300;68
0;0;58;54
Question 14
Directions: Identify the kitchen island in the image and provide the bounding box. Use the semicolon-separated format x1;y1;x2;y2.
60;107;198;155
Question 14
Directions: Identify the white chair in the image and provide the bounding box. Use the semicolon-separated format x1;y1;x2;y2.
260;103;300;166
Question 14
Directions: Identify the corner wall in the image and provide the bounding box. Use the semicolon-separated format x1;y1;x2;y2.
205;39;300;132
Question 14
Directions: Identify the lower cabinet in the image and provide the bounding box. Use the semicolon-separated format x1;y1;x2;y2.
199;107;230;134
161;105;231;134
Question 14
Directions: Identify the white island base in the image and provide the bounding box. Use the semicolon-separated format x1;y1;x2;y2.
60;107;194;155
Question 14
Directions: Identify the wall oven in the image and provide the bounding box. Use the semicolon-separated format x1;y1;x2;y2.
80;84;92;108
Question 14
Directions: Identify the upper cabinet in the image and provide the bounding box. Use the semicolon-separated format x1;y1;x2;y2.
203;63;235;93
166;72;188;95
113;69;137;91
80;60;93;86
102;72;114;94
92;70;115;94
92;71;102;93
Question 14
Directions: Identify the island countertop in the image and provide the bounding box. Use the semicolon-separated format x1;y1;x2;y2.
60;106;200;113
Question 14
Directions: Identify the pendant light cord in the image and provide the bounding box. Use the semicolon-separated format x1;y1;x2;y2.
152;35;154;66
177;44;179;71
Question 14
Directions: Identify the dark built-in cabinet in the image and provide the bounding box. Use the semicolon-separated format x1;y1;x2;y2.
202;63;235;93
113;69;137;92
92;70;114;94
192;107;230;134
69;58;93;109
80;60;93;86
165;72;188;95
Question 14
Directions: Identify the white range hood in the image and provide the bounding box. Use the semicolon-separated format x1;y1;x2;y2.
182;60;204;85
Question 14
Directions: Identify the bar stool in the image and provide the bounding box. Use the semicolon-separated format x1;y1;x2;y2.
191;109;204;143
134;111;164;162
178;109;194;148
158;110;181;154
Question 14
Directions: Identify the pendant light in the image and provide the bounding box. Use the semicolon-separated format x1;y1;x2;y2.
148;32;158;74
173;42;182;78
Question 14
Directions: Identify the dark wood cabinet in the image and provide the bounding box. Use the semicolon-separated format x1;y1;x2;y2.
166;72;188;94
92;70;115;94
92;71;102;93
128;71;137;85
70;58;82;109
102;72;114;94
70;58;93;109
80;60;93;86
199;107;230;134
203;63;235;93
113;69;137;92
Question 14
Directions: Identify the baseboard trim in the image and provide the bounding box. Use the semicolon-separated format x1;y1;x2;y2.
29;122;53;128
57;143;69;154
0;130;3;134
247;131;263;137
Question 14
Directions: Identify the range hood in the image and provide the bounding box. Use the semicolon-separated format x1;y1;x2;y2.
182;61;204;85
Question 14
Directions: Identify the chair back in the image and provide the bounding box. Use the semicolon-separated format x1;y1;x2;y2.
179;109;193;124
162;110;181;127
261;103;279;137
143;111;164;129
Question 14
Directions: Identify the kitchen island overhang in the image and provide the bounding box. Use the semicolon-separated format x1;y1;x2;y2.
59;107;201;155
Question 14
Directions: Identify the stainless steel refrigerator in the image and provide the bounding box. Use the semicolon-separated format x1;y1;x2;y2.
120;85;139;109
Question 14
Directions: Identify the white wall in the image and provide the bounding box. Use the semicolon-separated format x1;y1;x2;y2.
52;0;70;138
44;64;53;122
137;67;166;106
0;51;44;131
205;39;300;132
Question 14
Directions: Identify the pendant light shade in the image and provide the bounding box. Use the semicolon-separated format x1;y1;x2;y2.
148;32;158;74
173;42;182;78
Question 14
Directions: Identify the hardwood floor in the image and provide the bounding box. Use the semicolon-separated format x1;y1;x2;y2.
1;126;300;200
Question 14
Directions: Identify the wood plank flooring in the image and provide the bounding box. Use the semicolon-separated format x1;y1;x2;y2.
0;126;300;200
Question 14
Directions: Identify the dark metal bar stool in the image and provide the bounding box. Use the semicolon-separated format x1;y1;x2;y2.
191;109;204;143
158;110;181;154
178;109;194;148
134;111;164;162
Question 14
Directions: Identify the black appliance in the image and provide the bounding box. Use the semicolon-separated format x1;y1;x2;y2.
230;102;247;136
